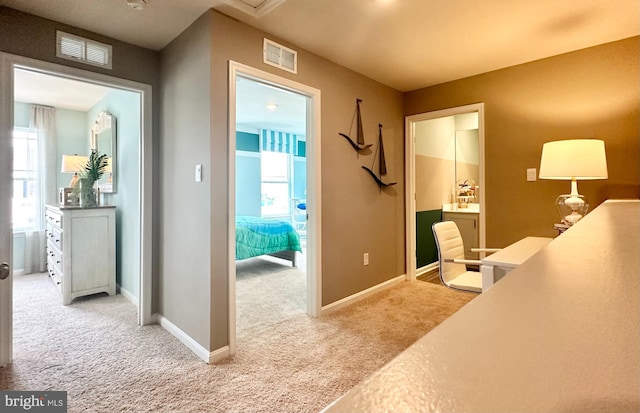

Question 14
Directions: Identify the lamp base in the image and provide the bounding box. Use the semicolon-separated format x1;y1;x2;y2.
556;193;589;226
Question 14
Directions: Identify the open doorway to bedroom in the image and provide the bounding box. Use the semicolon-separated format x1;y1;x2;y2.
234;76;308;332
228;61;322;356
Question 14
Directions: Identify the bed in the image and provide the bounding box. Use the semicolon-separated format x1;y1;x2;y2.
236;216;302;266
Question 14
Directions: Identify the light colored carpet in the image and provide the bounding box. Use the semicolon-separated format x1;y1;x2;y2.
0;260;475;412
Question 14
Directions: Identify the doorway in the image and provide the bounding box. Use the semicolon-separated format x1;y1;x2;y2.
228;61;322;356
405;103;485;282
0;53;153;365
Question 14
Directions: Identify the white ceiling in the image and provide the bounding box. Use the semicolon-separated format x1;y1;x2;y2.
14;69;112;112
1;0;638;92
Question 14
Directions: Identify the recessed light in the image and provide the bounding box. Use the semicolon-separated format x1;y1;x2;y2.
266;103;278;111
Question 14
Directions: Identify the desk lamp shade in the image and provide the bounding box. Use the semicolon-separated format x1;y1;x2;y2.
539;139;608;226
61;155;88;187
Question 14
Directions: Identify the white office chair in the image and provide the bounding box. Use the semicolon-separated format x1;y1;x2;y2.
432;221;500;293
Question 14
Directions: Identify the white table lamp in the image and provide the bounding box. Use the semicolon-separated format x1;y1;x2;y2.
61;154;88;187
539;139;608;226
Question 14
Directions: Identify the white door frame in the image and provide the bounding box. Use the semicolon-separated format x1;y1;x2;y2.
405;103;485;281
228;61;322;355
0;53;153;365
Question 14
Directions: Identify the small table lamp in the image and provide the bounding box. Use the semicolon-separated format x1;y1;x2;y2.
61;154;88;187
539;139;608;226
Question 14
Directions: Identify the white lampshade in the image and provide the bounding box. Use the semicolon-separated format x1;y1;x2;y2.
61;155;88;173
103;157;112;173
539;139;608;226
61;154;88;188
539;139;608;180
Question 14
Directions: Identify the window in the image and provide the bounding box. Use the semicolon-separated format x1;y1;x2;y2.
12;128;42;231
261;151;290;216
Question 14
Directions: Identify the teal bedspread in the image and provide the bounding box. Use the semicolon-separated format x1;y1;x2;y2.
236;216;302;260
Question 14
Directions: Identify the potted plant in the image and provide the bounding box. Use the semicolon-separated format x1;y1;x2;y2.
77;149;109;207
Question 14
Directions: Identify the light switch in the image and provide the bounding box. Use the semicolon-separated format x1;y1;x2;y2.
527;168;537;182
195;164;202;182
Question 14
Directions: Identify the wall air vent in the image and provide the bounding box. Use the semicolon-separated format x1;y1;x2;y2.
56;31;112;70
263;39;297;74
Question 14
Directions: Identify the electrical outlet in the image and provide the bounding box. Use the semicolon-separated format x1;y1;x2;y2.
363;253;369;266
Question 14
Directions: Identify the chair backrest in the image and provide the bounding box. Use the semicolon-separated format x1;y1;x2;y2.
432;221;467;284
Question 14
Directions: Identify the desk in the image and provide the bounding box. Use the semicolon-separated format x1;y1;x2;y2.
480;236;552;291
323;200;640;413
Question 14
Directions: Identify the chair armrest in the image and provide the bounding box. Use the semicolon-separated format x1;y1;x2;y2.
471;248;502;253
445;258;482;265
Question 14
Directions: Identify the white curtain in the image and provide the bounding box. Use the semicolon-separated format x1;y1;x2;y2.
29;105;57;207
24;231;46;274
22;105;56;274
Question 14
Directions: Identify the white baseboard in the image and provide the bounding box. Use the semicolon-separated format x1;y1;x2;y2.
417;262;439;277
117;285;139;307
320;274;406;316
155;313;230;364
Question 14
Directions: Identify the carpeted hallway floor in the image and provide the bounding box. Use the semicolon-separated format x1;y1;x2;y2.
1;260;475;412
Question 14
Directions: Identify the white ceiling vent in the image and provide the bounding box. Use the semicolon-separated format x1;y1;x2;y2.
263;39;297;74
56;31;112;70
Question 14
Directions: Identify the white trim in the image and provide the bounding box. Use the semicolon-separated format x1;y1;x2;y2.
0;53;153;331
405;103;486;283
320;275;406;316
0;53;15;366
117;285;139;307
156;314;229;364
416;261;439;277
228;61;322;357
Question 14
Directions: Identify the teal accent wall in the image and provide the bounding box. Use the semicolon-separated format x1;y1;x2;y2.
87;89;141;299
236;131;259;152
416;209;442;268
297;140;306;157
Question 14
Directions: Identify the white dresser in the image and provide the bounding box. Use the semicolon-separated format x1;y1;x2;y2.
45;204;116;305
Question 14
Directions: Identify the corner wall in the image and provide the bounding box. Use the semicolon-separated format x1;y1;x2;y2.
158;13;213;349
405;36;640;247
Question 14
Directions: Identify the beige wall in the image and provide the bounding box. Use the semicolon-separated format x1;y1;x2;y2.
210;10;405;311
405;36;640;247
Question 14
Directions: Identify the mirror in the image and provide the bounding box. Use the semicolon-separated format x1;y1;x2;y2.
454;128;479;205
91;111;116;193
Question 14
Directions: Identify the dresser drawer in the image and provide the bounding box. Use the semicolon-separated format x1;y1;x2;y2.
47;254;62;292
45;209;63;229
47;244;63;270
46;223;63;250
